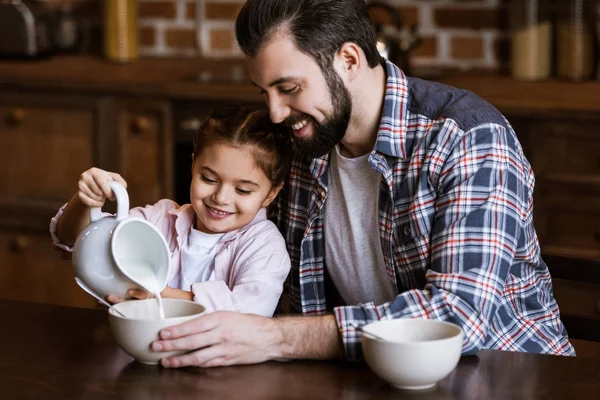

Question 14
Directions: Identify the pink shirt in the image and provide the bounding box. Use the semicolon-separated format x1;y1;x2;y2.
50;200;290;317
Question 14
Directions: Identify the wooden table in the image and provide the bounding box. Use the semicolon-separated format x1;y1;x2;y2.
0;299;598;399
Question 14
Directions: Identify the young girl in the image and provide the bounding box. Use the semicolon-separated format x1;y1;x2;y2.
50;105;292;317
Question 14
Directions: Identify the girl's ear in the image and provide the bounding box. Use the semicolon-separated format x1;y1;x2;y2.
261;182;284;208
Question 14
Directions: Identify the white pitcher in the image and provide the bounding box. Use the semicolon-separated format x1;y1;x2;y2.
72;181;170;300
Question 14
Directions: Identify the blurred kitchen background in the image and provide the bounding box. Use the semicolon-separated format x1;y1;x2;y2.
0;0;599;354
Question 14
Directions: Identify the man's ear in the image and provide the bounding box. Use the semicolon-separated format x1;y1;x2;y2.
262;182;284;208
334;42;362;82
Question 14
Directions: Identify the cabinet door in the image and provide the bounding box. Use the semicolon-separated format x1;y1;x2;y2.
524;117;600;262
114;100;173;208
0;92;107;231
0;231;99;309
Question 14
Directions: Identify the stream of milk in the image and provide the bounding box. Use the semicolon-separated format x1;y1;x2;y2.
121;261;165;319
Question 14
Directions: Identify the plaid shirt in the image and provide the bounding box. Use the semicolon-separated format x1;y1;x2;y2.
270;60;575;360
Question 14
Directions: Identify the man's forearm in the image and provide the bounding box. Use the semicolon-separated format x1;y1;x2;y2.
272;314;345;360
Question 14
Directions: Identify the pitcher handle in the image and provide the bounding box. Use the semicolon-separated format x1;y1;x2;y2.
89;181;130;222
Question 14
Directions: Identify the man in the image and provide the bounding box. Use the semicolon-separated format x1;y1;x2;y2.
151;0;574;367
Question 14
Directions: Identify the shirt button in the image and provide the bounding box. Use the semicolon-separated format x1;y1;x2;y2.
403;225;411;237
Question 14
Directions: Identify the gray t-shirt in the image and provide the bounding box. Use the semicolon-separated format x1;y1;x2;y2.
323;146;396;306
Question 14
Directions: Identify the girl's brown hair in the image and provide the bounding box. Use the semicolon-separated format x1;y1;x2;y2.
193;104;293;188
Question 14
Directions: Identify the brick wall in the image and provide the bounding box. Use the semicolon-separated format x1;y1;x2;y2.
45;0;509;71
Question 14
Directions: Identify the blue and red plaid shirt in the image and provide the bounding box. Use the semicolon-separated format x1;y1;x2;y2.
270;60;575;360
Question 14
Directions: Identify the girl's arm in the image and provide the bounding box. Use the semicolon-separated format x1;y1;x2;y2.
56;194;92;247
190;227;291;317
107;287;193;304
55;168;127;246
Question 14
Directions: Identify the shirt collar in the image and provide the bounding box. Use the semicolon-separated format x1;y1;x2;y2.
308;59;411;179
168;205;268;245
373;59;410;160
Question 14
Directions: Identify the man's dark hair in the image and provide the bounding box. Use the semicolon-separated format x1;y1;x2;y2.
235;0;381;74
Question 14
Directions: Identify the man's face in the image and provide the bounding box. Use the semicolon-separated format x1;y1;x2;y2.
248;34;352;158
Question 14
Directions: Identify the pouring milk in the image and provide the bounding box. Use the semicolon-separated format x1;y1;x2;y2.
72;181;171;318
119;261;166;319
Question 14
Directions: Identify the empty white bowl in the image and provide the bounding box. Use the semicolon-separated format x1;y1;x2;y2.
361;319;463;390
108;298;206;365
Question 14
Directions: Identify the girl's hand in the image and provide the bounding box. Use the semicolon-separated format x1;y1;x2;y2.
106;288;153;304
77;167;127;208
161;287;194;302
106;287;194;304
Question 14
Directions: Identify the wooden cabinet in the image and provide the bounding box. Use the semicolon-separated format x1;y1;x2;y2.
0;91;172;308
512;115;600;261
114;100;173;208
0;231;99;309
0;92;106;231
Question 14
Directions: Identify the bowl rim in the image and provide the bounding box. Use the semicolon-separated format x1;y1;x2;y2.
361;318;463;345
108;298;206;321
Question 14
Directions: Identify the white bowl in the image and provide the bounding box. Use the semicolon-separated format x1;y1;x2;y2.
361;319;463;390
108;298;205;365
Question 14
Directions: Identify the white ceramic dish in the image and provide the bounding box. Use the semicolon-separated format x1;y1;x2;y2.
108;298;205;365
360;318;463;390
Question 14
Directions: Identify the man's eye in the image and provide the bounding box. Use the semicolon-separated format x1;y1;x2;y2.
201;175;216;183
236;188;252;195
280;86;298;94
259;89;267;95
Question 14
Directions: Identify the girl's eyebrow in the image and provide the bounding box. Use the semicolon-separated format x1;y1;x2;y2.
201;166;260;187
237;179;260;187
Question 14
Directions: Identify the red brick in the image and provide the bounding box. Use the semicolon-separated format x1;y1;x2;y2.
186;2;197;20
368;6;419;28
451;36;484;59
165;28;196;48
209;29;234;50
434;7;508;30
139;27;155;47
412;36;437;58
139;1;177;19
205;2;244;20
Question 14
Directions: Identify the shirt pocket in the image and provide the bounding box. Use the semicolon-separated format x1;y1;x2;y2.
393;208;434;290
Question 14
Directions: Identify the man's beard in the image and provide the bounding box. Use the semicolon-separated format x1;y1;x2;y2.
286;69;352;159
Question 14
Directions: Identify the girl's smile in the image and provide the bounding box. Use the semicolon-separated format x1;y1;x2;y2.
190;142;280;234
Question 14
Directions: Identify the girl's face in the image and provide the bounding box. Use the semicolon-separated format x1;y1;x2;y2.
190;142;281;234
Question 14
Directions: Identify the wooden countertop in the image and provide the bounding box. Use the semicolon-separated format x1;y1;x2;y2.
1;55;600;115
0;55;263;102
437;74;600;117
2;298;600;399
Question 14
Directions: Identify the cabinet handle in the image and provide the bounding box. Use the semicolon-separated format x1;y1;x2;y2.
10;235;29;253
131;116;150;134
179;117;204;132
7;108;26;126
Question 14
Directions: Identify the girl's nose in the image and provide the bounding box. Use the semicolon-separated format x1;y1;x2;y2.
212;185;231;204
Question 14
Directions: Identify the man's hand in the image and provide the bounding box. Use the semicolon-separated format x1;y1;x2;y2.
152;311;283;368
151;313;344;368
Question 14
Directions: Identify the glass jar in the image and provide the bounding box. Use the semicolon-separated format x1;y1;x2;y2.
555;0;596;81
103;0;139;63
509;0;553;81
